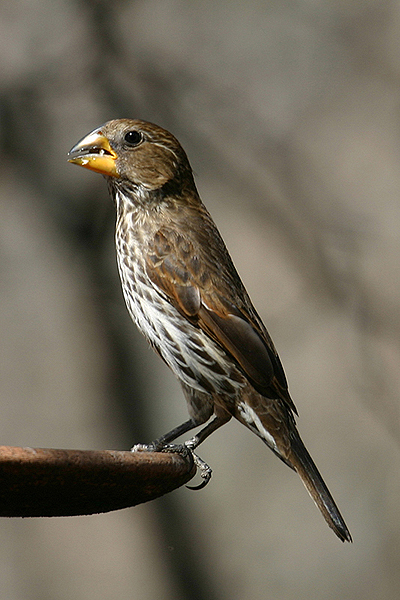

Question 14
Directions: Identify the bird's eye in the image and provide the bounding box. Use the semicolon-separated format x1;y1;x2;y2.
124;130;143;147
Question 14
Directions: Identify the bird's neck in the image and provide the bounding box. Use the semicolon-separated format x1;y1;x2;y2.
110;175;202;230
110;180;202;251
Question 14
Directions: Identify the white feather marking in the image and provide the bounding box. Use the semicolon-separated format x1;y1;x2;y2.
237;402;278;451
115;225;243;395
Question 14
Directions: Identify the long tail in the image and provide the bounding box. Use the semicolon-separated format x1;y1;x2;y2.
288;430;352;542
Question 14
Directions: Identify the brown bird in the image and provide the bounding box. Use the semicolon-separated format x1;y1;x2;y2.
68;119;351;542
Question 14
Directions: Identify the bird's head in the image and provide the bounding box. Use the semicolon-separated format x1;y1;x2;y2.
67;119;191;192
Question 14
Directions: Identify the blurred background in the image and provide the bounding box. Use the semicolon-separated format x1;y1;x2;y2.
1;0;400;598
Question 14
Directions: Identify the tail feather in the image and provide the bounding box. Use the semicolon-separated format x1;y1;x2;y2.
288;432;352;543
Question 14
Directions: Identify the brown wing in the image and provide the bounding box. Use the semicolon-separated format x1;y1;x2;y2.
146;225;297;415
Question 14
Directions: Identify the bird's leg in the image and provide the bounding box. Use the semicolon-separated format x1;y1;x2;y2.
183;413;232;490
159;413;232;489
131;418;197;452
184;412;232;450
153;418;199;449
132;418;208;484
131;414;230;489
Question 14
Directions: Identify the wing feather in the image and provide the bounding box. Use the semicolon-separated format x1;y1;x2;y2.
145;224;297;414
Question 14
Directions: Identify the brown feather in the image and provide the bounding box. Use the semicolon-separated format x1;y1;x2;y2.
145;222;297;414
68;118;351;542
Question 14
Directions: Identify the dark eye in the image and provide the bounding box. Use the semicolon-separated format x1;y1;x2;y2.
124;130;143;147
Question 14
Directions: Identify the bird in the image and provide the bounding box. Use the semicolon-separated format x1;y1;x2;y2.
68;118;352;542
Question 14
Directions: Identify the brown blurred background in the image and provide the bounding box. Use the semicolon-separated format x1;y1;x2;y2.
1;1;399;598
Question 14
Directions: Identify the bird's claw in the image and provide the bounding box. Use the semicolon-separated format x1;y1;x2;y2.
185;450;212;490
131;442;158;453
131;441;212;489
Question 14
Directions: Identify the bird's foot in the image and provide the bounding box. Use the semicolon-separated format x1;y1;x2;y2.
131;442;157;453
185;452;212;490
131;440;212;490
131;441;182;453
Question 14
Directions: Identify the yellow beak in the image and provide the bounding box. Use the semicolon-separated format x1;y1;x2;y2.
67;129;119;177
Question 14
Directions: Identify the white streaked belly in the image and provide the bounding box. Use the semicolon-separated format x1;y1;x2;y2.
117;252;244;395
